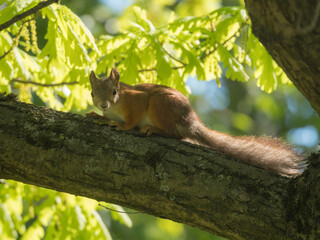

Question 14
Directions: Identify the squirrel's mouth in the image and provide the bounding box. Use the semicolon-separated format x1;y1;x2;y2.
99;101;110;111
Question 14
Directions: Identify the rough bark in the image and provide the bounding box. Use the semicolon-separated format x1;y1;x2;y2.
244;0;320;116
1;94;319;240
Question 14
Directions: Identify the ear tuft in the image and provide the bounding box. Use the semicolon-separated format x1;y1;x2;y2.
89;71;98;85
109;68;120;85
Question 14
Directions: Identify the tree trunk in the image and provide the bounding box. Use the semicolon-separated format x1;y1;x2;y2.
244;0;320;116
1;94;319;239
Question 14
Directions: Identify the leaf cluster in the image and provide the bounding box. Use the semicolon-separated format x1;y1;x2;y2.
0;2;291;111
0;180;131;239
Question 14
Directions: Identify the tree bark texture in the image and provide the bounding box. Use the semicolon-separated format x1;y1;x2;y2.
244;0;320;116
0;94;320;239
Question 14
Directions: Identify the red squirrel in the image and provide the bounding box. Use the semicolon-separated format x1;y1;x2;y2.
87;68;306;177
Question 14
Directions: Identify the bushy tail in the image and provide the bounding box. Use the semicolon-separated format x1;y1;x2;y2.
185;123;306;177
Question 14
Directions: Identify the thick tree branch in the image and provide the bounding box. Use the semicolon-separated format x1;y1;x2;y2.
0;93;319;239
0;0;59;32
244;0;320;115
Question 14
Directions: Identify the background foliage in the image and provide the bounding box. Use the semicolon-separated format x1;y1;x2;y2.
0;0;319;239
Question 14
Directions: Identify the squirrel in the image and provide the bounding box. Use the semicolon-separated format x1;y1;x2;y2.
87;68;306;177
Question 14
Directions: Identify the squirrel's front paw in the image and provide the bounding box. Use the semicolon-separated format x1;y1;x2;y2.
140;125;153;136
108;120;122;127
86;111;104;119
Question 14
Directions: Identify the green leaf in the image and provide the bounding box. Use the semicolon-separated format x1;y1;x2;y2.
212;15;240;46
0;0;39;25
254;53;277;93
247;29;289;92
58;6;99;54
120;41;140;84
0;204;18;239
21;224;44;240
92;210;113;240
37;207;54;226
133;6;155;33
96;34;131;75
218;44;249;82
74;205;86;231
204;51;222;81
0;59;14;80
0;31;12;54
169;40;205;79
153;41;172;81
102;204;132;228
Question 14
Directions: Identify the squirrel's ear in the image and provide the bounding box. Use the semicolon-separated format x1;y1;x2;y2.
109;68;120;85
89;71;98;85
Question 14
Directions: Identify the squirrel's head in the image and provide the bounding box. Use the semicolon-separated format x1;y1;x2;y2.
89;68;120;111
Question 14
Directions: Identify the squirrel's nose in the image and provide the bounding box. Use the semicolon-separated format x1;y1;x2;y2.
100;103;108;110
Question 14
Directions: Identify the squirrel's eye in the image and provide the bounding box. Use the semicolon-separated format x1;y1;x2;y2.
113;89;117;95
91;91;94;97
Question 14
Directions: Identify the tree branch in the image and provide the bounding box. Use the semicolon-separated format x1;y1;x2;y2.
0;0;59;32
296;0;320;35
11;78;79;87
0;93;319;239
244;0;320;115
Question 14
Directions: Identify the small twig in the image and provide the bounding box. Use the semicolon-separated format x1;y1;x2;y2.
138;65;185;72
162;47;187;66
200;27;242;61
138;68;157;72
99;203;140;214
0;0;59;32
11;78;79;87
172;65;185;70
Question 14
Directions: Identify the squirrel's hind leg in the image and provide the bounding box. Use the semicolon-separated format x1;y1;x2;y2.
140;125;168;137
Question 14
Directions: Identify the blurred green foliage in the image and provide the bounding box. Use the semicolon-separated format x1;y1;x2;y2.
0;180;129;239
0;0;319;239
1;0;293;108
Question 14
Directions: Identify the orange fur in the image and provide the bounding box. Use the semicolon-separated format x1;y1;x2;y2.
88;68;306;177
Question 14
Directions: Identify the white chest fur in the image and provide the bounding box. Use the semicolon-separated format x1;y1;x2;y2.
103;106;125;122
103;106;154;128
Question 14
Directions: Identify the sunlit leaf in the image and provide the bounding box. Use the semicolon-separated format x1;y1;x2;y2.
218;44;249;82
75;205;87;231
101;204;132;228
92;210;113;240
0;204;18;239
254;53;277;93
38;207;53;226
0;0;39;25
21;224;44;240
